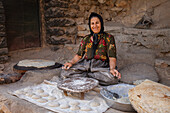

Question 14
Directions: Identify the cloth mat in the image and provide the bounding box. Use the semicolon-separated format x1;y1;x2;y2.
9;80;109;113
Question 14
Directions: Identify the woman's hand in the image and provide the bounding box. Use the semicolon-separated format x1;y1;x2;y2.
62;62;72;70
62;54;82;70
110;69;121;79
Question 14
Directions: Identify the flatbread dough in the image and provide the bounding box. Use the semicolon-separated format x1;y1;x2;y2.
48;96;56;100
15;90;24;95
69;101;79;106
60;104;70;109
37;99;48;103
48;102;60;107
70;105;80;111
90;102;100;107
24;88;33;92
32;95;41;99
36;88;44;93
17;59;55;68
26;93;34;97
40;93;49;97
81;106;92;111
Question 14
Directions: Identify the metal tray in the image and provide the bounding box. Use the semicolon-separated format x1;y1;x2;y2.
100;83;135;112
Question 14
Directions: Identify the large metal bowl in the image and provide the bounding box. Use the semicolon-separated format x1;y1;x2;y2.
100;83;135;112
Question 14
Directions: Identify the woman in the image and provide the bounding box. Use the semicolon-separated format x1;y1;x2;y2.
61;12;121;85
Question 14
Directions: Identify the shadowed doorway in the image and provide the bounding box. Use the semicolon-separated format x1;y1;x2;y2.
4;0;41;51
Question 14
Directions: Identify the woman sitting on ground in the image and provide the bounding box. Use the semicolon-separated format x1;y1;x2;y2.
61;12;121;85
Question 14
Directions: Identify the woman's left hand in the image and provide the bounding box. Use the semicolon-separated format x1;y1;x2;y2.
110;69;121;79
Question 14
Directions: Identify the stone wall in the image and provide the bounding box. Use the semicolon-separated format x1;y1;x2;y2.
0;0;8;63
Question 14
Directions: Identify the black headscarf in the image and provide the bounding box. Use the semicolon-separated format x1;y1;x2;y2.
88;12;104;35
88;12;104;58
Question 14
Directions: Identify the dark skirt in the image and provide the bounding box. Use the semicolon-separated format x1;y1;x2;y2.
60;59;118;85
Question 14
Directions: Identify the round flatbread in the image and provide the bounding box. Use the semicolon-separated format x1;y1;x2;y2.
17;59;55;68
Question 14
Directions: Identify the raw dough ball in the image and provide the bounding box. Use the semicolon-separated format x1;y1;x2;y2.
40;93;49;97
25;93;34;97
15;90;24;95
90;102;100;107
37;99;48;103
24;88;33;92
48;102;60;107
36;88;44;93
32;95;41;99
70;105;80;111
69;101;79;106
60;104;70;109
81;106;92;111
48;96;56;100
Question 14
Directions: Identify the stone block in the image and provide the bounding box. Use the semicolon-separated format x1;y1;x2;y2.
65;26;77;36
78;24;88;31
45;8;65;18
0;55;8;63
46;18;76;27
0;37;7;48
46;27;65;36
0;48;8;56
75;17;84;25
45;0;69;8
77;31;89;37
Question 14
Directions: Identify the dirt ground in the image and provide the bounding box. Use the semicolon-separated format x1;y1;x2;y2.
0;46;137;113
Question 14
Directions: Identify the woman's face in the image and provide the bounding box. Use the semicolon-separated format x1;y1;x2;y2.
90;17;101;34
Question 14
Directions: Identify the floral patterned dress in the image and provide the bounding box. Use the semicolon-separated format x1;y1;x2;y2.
61;32;118;85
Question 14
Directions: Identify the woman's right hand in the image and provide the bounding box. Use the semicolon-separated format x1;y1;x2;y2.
62;62;73;70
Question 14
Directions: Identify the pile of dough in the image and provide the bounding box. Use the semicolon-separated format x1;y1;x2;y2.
60;104;70;109
36;88;44;93
81;106;92;111
69;101;79;106
40;93;49;97
90;102;100;107
48;102;60;107
37;98;48;103
31;95;41;99
48;96;56;100
70;106;80;111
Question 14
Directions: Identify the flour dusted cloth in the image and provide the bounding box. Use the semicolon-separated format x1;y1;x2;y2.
9;80;109;113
